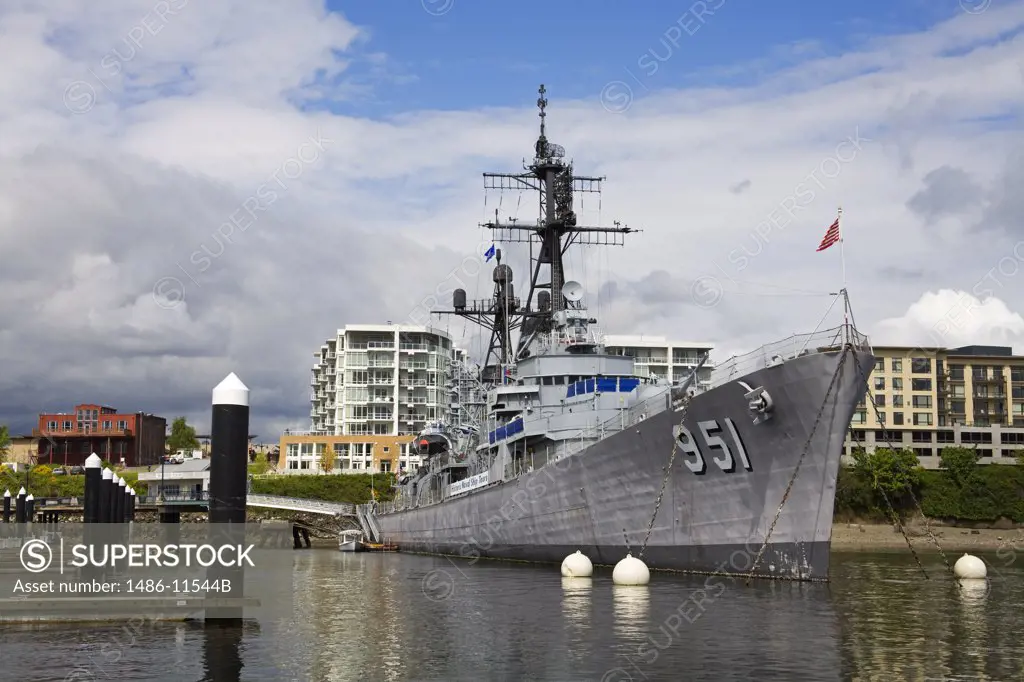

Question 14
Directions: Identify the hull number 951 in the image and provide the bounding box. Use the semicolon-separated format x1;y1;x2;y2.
672;418;751;475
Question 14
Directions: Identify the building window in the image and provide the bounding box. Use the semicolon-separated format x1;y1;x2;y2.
911;379;932;391
911;358;931;374
951;400;965;413
891;358;903;373
893;394;903;408
874;359;884;373
913;413;933;426
949;365;965;380
851;410;867;424
892;377;903;391
117;420;127;430
873;377;885;391
912;395;933;409
874;394;886;407
892;412;904;425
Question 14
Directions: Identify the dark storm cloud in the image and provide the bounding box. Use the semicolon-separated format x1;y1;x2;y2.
905;165;984;223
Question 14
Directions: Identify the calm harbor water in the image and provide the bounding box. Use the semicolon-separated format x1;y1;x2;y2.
2;548;1022;681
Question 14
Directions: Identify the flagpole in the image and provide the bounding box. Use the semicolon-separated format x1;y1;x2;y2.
838;206;850;341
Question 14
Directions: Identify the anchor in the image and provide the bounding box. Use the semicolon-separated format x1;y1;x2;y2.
738;381;774;424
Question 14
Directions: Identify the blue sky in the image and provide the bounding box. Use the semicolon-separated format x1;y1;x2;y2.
330;0;963;116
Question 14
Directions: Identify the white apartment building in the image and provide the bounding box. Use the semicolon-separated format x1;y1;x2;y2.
311;323;456;436
603;335;715;387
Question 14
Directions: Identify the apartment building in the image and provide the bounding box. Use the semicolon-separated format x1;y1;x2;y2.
283;324;457;474
603;335;715;387
847;344;1024;468
34;403;166;467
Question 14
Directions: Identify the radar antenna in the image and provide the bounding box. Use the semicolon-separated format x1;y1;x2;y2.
432;85;640;383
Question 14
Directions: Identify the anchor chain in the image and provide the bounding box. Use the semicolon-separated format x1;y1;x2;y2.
848;428;928;579
746;344;850;584
851;358;956;583
637;389;693;560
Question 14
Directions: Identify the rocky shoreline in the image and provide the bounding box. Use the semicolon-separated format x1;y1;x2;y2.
831;521;1024;552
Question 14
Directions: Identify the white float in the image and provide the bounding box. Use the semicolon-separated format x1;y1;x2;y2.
953;553;987;580
561;550;594;578
612;552;650;586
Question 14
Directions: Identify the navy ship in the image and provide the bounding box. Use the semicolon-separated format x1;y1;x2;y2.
368;85;874;581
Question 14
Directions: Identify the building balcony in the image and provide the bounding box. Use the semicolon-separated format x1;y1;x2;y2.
34;427;132;438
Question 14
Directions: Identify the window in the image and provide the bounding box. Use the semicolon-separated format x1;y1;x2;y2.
1012;367;1024;382
911;358;931;374
912;395;933;409
851;410;867;424
893;394;903;408
913;413;933;426
951;400;965;413
949;364;965;380
874;359;885;372
117;420;127;430
102;420;111;429
63;421;73;430
891;358;903;373
911;379;932;391
874;377;885;391
892;378;903;391
874;394;886;407
892;412;904;425
877;411;886;423
288;460;298;469
47;420;57;430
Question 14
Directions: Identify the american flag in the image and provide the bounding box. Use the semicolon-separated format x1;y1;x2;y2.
816;217;841;252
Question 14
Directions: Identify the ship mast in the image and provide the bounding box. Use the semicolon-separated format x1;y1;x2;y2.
433;85;637;384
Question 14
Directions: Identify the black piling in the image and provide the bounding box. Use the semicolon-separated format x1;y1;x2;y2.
15;487;26;524
122;483;131;523
25;495;34;524
115;476;126;524
83;454;102;524
207;372;250;623
127;487;135;522
98;468;112;523
3;490;10;523
110;474;123;525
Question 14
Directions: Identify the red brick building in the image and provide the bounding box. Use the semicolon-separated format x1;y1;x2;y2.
34;404;166;468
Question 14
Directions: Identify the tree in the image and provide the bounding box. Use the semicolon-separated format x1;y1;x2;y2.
0;424;10;462
319;444;336;474
851;447;922;499
167;417;199;453
939;446;979;488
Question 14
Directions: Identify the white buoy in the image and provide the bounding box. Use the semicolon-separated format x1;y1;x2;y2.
612;552;650;586
561;550;594;578
953;553;987;579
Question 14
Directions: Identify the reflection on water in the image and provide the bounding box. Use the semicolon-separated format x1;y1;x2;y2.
1;550;1023;680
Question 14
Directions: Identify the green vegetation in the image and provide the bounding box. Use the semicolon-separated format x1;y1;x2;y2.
250;472;395;504
0;424;10;461
836;446;1024;524
0;466;149;498
167;417;199;453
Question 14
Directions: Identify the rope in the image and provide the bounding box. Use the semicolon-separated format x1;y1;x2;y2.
745;344;850;584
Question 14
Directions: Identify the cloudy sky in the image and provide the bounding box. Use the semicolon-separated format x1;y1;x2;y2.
2;0;1023;439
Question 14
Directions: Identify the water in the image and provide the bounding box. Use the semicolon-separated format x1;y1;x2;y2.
3;549;1022;681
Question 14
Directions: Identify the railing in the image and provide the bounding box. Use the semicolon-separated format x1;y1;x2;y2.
136;492;209;504
708;324;869;390
245;494;355;516
34;427;132;438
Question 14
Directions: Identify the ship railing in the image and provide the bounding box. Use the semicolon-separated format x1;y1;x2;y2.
708;324;869;390
548;390;674;460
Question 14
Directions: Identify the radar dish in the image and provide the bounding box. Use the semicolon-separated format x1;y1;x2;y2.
561;280;584;302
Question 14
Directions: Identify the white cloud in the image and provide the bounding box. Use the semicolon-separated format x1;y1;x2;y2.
875;290;1024;352
2;0;1024;436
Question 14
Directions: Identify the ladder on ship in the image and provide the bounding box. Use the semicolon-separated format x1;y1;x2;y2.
356;504;382;543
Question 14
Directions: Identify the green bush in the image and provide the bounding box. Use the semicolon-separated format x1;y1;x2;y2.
836;449;1024;524
250;473;395;504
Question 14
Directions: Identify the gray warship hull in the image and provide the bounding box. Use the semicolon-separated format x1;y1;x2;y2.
375;346;874;580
